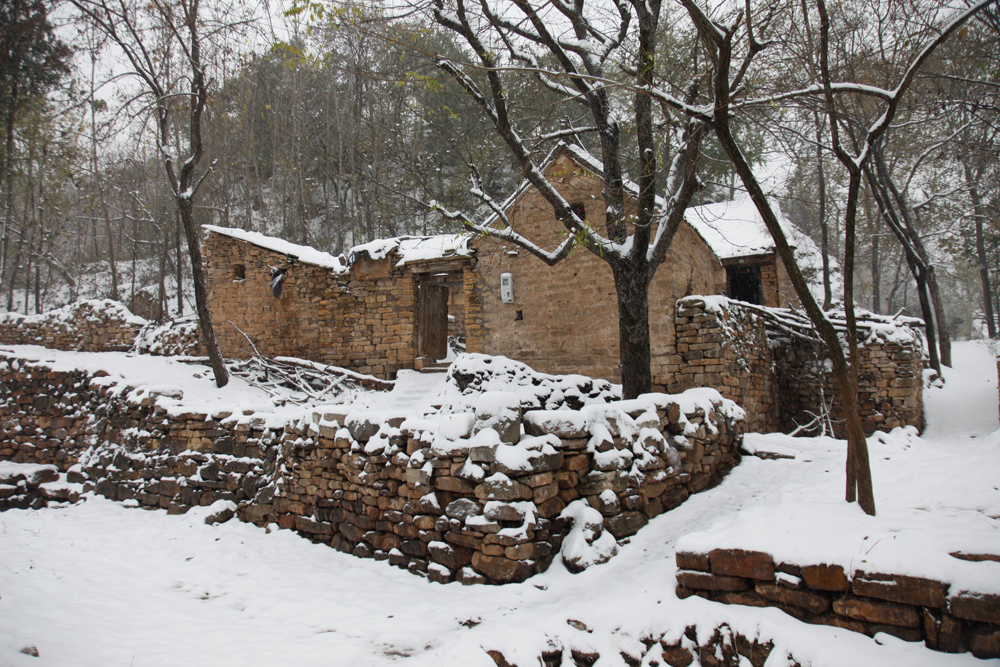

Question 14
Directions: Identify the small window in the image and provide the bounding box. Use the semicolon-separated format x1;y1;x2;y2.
233;264;246;281
727;265;762;305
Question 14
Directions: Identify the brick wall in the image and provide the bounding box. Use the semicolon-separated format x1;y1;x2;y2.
671;297;924;437
0;299;146;352
0;350;745;585
676;548;1000;659
203;232;422;379
469;153;723;385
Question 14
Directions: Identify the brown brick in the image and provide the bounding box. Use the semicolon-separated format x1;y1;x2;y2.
801;564;849;592
755;582;830;614
806;612;869;635
676;570;748;592
709;548;775;581
852;572;947;608
676;551;709;572
950;592;1000;624
969;627;1000;660
833;596;920;628
937;614;963;653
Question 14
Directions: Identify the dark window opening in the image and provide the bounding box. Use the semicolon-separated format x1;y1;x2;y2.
515;310;523;321
570;203;587;222
727;265;762;305
234;264;246;281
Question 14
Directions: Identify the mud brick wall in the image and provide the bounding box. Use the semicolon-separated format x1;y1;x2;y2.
675;548;1000;660
204;232;419;379
273;390;744;585
667;298;780;433
671;297;924;437
0;300;146;352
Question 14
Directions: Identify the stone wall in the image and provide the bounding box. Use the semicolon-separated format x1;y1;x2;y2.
0;354;276;516
675;548;1000;659
772;330;924;436
0;462;69;510
469;152;723;385
0;299;147;352
204;231;422;379
272;390;743;584
133;315;205;356
667;297;781;433
0;351;745;585
670;297;924;437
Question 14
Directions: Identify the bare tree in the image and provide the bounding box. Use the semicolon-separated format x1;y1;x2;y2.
70;0;241;386
676;0;993;515
424;0;708;399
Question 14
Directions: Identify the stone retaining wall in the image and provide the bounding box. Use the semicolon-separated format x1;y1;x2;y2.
670;297;924;437
0;462;72;510
133;315;205;356
675;548;1000;659
0;352;744;585
273;390;743;584
667;298;780;433
0;354;277;515
0;300;147;352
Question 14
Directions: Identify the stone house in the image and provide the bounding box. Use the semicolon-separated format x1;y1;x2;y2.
467;146;815;388
202;148;921;436
202;228;474;378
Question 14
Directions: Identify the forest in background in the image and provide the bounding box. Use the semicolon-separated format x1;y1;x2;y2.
1;0;998;341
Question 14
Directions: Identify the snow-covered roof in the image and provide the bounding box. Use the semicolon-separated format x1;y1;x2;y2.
684;198;786;261
204;226;472;271
204;225;348;272
348;234;473;267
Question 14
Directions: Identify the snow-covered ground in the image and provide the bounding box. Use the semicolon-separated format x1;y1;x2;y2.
1;342;998;666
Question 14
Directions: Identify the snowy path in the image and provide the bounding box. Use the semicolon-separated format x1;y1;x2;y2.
1;342;998;666
923;341;999;439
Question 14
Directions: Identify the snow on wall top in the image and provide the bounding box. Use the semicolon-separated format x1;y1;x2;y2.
0;299;147;326
204;225;471;271
348;234;473;267
204;225;348;271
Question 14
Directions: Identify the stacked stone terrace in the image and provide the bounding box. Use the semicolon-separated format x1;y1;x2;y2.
676;547;1000;659
276;389;743;584
0;350;744;584
0;299;147;352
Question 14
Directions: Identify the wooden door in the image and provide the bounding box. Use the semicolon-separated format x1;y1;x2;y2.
419;282;449;360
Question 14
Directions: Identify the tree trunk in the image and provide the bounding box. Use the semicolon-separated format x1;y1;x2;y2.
969;180;996;337
815;113;832;309
862;161;940;372
2;108;15;301
925;266;951;366
175;213;183;316
177;196;227;387
871;226;880;313
874;149;950;366
713;115;876;516
614;265;652;399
